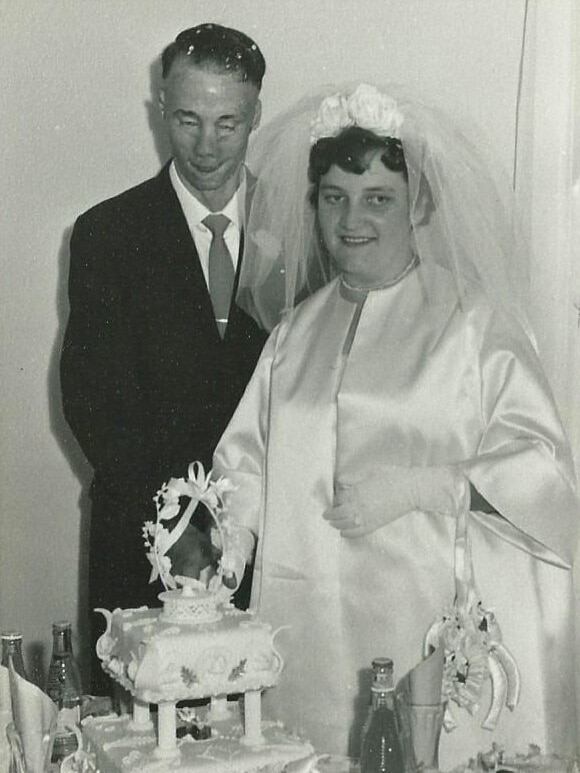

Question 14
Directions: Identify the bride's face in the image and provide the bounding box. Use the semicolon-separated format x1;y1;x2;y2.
317;152;413;289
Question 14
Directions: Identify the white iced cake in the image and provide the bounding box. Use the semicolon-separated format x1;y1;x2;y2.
81;708;315;773
80;604;314;773
78;466;314;773
95;605;283;704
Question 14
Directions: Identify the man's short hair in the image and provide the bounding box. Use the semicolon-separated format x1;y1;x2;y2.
161;23;266;89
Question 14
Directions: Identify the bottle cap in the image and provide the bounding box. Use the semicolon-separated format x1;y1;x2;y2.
52;620;72;633
1;630;23;642
371;657;395;691
371;657;394;679
372;657;393;671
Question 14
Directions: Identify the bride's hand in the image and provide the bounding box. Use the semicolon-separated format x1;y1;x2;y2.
322;465;468;538
219;545;250;593
322;483;405;538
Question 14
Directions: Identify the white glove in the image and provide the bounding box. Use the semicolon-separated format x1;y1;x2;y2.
220;526;256;590
323;465;468;539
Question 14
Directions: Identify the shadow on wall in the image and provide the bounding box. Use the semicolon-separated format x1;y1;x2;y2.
147;57;172;169
43;56;171;685
46;224;92;685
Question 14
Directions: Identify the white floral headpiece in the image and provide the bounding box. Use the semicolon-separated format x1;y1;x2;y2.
310;83;404;145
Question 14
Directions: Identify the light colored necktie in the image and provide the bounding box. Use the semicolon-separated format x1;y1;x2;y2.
203;214;235;338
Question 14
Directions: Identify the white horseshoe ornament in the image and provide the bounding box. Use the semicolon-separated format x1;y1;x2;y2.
423;509;521;731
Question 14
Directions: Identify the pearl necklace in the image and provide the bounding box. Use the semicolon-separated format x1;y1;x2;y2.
340;254;419;293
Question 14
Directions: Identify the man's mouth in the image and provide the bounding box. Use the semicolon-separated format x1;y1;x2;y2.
191;162;221;174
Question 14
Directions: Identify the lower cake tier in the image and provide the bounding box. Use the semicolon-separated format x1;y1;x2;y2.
81;712;315;773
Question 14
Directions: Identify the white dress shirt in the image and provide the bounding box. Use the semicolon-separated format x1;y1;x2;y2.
169;160;245;288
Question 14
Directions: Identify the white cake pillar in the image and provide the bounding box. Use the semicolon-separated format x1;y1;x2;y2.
129;697;153;730
154;701;179;758
209;695;230;721
241;690;264;746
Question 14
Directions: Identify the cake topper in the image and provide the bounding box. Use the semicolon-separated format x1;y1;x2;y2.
143;462;239;622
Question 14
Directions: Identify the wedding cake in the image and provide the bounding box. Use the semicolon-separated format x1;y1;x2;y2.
80;699;316;773
79;463;315;773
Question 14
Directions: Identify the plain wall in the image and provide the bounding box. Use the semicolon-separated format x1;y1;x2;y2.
0;0;530;682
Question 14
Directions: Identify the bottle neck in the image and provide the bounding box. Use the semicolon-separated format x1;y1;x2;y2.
371;686;395;710
2;640;22;660
2;638;28;679
52;629;72;657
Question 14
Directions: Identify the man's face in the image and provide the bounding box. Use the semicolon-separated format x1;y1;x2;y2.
160;59;261;210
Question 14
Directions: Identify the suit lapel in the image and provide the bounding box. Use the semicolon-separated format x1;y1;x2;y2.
148;164;263;343
150;165;220;337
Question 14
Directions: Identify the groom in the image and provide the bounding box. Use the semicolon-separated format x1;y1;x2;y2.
60;23;268;692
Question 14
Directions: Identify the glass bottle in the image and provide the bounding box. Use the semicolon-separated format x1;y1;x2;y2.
360;657;405;773
1;631;28;773
1;631;29;679
46;621;82;763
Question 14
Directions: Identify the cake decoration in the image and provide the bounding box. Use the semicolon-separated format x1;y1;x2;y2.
144;461;237;592
451;743;580;773
175;707;211;740
142;461;246;624
87;463;314;771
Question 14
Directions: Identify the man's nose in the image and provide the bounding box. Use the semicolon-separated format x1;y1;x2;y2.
195;124;218;156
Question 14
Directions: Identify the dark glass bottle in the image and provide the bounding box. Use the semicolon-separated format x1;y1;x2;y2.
46;621;82;763
360;657;405;773
1;631;29;679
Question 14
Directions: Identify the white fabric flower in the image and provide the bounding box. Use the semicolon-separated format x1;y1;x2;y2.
346;84;403;138
310;93;352;144
310;84;403;145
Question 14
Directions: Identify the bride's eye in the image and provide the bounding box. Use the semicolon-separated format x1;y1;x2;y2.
321;193;344;205
366;194;391;207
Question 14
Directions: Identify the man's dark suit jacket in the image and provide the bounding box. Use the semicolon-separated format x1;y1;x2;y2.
60;164;267;689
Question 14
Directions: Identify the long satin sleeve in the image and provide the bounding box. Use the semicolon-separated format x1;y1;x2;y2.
463;307;579;567
213;325;279;537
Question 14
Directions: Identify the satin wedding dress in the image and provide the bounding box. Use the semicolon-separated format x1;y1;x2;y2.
214;263;578;767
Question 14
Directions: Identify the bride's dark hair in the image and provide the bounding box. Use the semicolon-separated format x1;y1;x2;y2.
308;126;407;207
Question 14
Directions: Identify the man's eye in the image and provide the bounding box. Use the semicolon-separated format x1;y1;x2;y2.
321;194;344;205
218;123;237;134
178;116;198;127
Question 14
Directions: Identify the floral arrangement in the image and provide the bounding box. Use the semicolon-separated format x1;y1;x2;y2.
310;83;404;145
423;509;521;732
142;462;237;593
424;595;521;732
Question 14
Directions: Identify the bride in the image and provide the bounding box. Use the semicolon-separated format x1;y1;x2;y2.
212;84;579;766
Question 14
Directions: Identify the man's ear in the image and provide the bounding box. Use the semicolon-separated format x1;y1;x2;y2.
251;98;262;131
159;88;166;119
